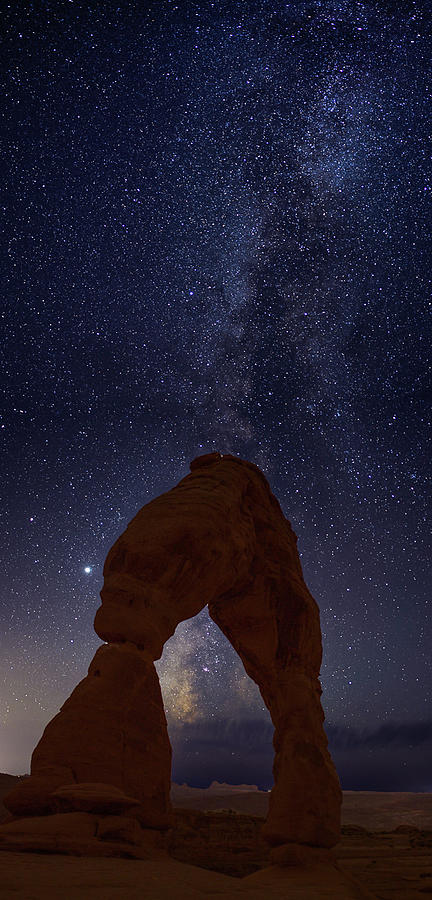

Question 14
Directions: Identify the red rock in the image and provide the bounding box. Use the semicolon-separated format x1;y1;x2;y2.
4;643;172;828
2;455;341;852
3;767;75;817
0;812;165;858
51;783;141;814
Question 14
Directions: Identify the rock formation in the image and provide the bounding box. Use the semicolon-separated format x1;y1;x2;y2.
1;453;341;856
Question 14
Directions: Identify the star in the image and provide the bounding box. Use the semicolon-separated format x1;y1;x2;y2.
1;0;429;790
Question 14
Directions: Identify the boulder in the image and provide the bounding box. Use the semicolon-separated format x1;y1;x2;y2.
50;782;141;814
0;811;165;858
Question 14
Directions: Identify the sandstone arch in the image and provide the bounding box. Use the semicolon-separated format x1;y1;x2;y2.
4;453;341;849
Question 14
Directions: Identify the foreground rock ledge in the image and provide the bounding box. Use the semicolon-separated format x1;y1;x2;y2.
1;453;341;855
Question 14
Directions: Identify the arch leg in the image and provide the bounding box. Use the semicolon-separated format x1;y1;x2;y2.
4;643;172;828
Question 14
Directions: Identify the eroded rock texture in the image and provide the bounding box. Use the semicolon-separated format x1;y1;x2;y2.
3;453;341;850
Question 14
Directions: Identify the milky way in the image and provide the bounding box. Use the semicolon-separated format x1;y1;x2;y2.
1;0;430;789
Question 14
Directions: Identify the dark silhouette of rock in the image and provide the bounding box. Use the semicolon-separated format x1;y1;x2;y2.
0;774;23;824
170;808;270;876
2;453;341;854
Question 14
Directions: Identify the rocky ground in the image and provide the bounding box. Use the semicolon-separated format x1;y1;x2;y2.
1;777;431;898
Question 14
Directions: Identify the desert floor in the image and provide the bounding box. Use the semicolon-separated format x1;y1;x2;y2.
1;778;431;899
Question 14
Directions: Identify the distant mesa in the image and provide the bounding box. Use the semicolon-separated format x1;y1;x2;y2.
0;453;341;859
208;782;260;793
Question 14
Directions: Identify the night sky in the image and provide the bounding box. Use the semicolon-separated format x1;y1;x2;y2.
1;1;431;791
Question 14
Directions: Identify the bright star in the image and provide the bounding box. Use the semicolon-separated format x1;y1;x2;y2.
84;566;92;574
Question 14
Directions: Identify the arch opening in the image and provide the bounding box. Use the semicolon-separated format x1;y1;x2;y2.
156;607;274;791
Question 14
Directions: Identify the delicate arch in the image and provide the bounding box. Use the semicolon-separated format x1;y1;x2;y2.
4;454;341;848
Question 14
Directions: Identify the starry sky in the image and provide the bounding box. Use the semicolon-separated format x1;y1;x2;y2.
1;0;431;790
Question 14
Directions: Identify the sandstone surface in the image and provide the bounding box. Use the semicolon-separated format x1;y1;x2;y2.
50;783;141;814
2;779;431;897
2;453;341;852
0;851;377;900
0;811;166;858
